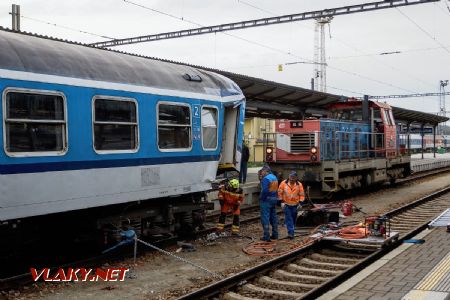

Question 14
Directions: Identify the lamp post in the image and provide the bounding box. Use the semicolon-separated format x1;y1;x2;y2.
439;80;449;134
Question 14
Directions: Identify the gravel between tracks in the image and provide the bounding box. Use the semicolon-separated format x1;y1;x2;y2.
7;172;450;300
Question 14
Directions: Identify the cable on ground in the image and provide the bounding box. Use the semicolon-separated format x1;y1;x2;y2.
136;237;223;279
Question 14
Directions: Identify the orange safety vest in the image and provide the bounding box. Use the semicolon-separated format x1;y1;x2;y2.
218;187;244;205
278;180;305;205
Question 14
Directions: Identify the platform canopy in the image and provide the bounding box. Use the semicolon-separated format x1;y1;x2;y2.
391;106;448;126
214;70;448;126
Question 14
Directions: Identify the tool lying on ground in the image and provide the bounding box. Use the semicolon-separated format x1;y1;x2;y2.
296;186;341;227
244;214;397;257
403;239;425;244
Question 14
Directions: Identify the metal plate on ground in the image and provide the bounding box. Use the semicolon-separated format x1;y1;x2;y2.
428;208;450;227
316;231;399;245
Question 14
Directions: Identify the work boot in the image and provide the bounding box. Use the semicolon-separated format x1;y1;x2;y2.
216;223;225;232
260;237;271;242
270;235;278;240
287;234;294;240
231;224;240;236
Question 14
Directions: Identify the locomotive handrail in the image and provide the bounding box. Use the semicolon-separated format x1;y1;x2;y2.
331;131;386;161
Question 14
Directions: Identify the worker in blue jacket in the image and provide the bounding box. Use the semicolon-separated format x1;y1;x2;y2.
258;166;279;242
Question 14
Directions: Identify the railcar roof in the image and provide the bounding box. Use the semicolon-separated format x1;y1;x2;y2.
0;29;242;100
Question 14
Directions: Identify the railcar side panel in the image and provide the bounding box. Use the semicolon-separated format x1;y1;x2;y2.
0;78;239;221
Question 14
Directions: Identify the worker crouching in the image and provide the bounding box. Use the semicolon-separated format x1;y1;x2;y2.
216;179;244;235
278;171;305;240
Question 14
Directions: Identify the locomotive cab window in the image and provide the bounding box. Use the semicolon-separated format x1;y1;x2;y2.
383;109;393;126
331;109;361;122
201;106;218;150
3;89;67;156
93;97;138;152
158;103;191;150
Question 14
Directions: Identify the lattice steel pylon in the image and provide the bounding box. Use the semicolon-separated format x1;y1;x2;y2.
439;80;449;134
313;17;332;92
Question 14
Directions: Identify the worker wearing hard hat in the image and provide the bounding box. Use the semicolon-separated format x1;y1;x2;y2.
278;171;305;239
259;166;279;242
216;179;244;235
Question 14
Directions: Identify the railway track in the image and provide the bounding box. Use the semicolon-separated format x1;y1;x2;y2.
178;186;450;300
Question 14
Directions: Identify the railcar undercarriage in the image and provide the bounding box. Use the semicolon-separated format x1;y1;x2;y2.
0;193;212;278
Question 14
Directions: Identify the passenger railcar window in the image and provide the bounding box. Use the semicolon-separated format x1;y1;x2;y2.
5;91;66;153
158;104;191;149
93;98;138;151
201;107;218;150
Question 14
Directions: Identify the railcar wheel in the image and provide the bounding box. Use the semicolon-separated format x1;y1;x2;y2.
324;192;334;201
175;212;195;238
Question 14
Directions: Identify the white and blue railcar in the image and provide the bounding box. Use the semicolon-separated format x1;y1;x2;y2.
0;29;245;242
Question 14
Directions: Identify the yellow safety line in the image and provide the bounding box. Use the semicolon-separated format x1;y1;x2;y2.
417;258;450;290
422;258;450;290
416;252;450;291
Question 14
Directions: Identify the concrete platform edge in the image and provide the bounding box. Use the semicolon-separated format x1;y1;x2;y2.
317;229;434;300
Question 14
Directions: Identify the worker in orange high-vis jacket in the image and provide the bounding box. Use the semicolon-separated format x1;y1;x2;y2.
216;179;244;235
278;171;305;239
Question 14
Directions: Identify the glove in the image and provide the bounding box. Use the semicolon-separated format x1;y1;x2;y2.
233;204;239;210
276;200;282;207
281;203;286;209
219;200;224;207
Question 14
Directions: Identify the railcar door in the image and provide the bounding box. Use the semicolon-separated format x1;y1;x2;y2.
219;105;241;173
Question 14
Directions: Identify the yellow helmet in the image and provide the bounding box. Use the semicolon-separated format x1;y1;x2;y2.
229;179;239;189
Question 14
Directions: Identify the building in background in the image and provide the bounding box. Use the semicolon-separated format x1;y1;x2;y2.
244;117;275;162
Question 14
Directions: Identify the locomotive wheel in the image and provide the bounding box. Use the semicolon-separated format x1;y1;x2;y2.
363;174;372;187
389;177;396;185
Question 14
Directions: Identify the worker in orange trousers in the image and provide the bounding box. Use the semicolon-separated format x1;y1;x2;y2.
216;179;244;235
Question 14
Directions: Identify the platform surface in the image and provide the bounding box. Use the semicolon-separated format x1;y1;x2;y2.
320;227;450;300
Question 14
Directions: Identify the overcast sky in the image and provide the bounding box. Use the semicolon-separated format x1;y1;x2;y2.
1;0;450;114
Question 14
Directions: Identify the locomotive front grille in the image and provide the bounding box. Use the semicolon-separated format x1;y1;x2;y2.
290;133;314;153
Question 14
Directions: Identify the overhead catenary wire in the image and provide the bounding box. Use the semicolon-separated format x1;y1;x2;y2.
330;45;450;59
433;2;449;15
235;0;432;92
237;0;275;16
121;0;420;94
434;1;450;15
93;0;439;48
327;64;416;93
122;0;315;63
20;15;115;40
396;7;450;56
